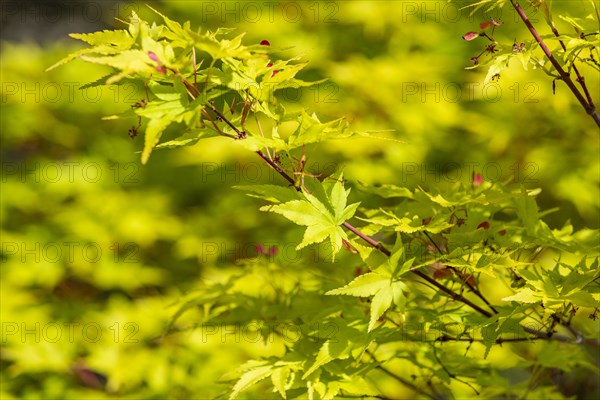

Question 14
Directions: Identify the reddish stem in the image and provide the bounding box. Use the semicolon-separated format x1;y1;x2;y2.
510;0;600;127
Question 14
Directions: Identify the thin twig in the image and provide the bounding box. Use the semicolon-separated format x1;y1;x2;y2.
366;350;439;400
192;47;197;87
431;344;480;396
423;231;499;315
436;335;537;344
201;108;236;138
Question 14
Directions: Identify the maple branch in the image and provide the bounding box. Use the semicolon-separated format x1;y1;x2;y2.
202;89;600;349
510;0;600;127
422;231;499;315
342;222;494;318
250;133;600;348
201;99;497;319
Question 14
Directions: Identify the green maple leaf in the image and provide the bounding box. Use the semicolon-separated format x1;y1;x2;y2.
302;338;351;379
229;361;273;400
326;269;407;332
325;272;390;297
260;175;359;261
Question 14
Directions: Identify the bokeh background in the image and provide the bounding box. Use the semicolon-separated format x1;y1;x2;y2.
1;0;598;398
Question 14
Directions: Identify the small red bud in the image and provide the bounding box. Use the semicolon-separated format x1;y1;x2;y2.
266;62;273;68
464;274;476;287
147;51;160;62
268;246;278;256
433;265;453;280
255;244;265;255
260;40;270;46
462;32;479;41
473;173;483;187
477;221;490;230
155;65;166;75
271;70;279;77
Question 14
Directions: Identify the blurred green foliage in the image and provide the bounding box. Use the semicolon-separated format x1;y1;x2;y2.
1;1;598;399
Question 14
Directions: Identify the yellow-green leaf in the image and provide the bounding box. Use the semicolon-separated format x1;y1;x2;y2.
229;364;273;400
325;272;389;297
142;118;171;164
501;288;541;304
271;366;290;399
369;285;393;332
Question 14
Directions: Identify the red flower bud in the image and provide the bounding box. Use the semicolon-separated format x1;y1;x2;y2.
255;244;265;254
477;221;490;230
462;32;479;41
147;51;160;62
260;40;270;46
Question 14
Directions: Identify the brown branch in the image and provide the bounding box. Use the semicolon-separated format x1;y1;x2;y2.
343;222;494;318
201;108;236;139
510;0;600;127
422;231;499;315
437;335;539;344
255;150;296;187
